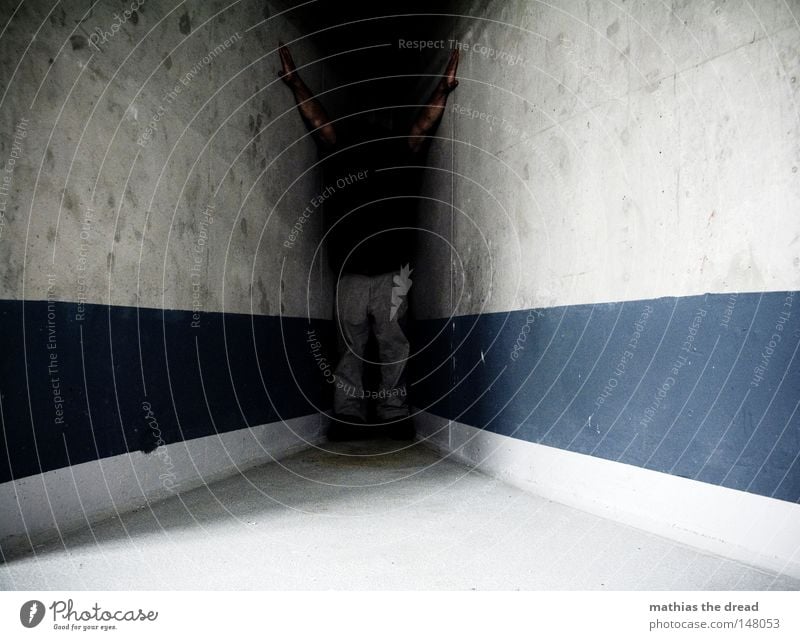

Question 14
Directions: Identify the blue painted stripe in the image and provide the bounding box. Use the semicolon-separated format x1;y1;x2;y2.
0;299;333;484
410;291;800;503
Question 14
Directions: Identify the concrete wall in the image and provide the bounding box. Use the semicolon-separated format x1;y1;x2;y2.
0;414;325;552
413;0;799;316
2;0;799;574
408;0;800;573
0;0;335;546
0;0;332;315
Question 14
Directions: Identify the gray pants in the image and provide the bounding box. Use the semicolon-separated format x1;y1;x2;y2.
334;271;410;421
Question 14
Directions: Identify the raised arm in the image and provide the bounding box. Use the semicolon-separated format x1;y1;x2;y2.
278;43;337;149
408;49;460;154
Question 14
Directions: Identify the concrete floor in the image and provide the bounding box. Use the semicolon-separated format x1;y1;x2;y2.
1;440;798;590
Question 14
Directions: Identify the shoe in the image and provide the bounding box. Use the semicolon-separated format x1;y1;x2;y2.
327;414;366;441
388;417;415;441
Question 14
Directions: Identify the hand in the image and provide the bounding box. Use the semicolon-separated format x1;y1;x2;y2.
278;42;299;86
438;49;459;93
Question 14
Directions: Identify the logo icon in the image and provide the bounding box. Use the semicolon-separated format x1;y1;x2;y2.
390;264;413;321
20;600;45;628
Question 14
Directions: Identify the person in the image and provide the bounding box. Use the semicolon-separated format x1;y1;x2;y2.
278;43;459;440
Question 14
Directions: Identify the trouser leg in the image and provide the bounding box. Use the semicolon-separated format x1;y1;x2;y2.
369;271;411;420
333;274;370;420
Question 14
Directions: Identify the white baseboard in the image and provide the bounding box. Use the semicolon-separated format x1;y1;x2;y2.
414;410;800;579
0;414;327;553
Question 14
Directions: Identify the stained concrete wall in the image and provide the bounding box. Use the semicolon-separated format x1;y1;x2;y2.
0;0;332;317
412;0;800;317
0;0;337;546
406;0;800;574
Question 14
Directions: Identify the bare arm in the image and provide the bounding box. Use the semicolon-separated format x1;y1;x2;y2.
278;43;337;148
408;49;460;153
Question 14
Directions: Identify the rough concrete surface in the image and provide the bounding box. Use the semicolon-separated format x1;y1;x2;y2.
0;0;333;317
2;439;797;590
